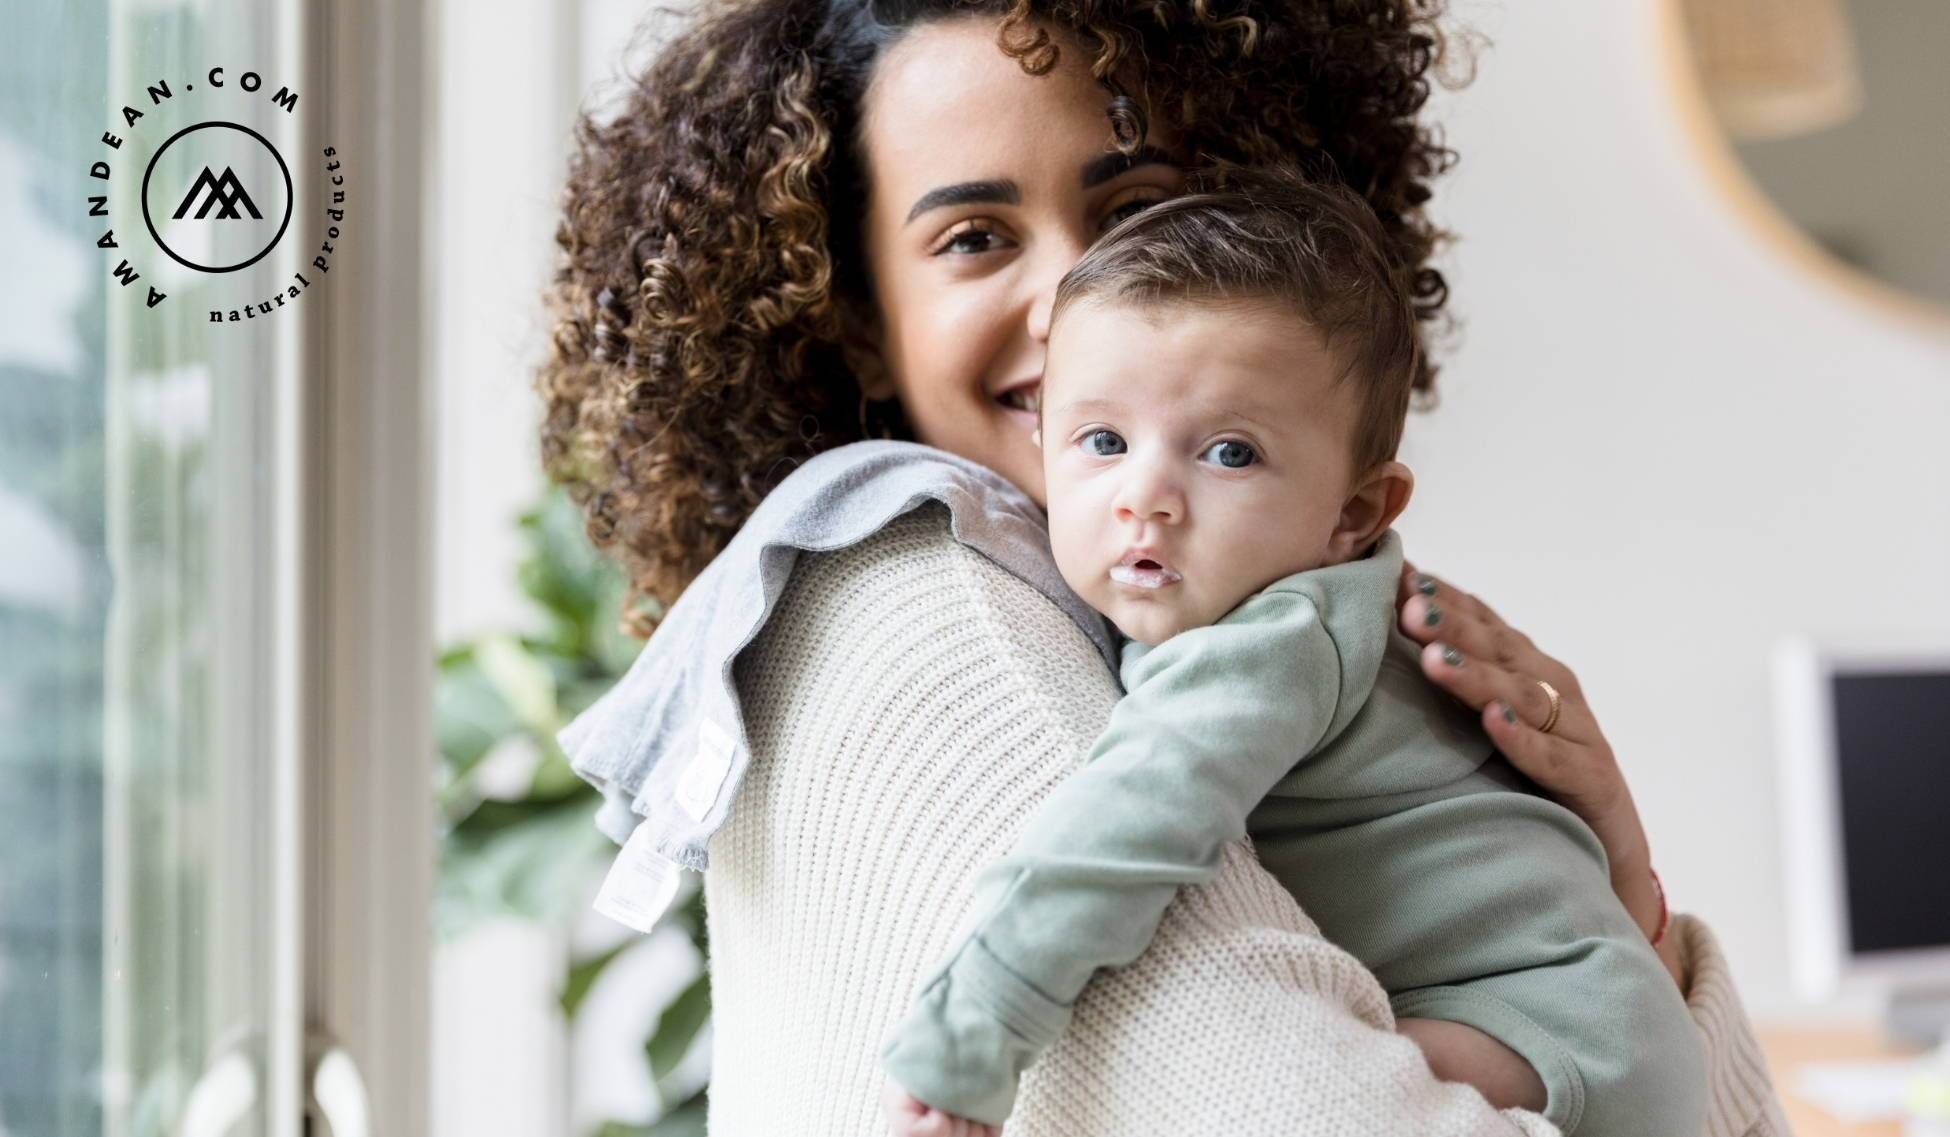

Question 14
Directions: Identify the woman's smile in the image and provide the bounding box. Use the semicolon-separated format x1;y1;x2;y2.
854;16;1185;504
995;379;1042;432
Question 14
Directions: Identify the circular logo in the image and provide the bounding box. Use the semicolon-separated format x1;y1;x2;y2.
140;120;293;274
89;67;345;321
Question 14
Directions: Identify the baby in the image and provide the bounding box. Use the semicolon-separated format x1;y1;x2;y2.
879;168;1707;1137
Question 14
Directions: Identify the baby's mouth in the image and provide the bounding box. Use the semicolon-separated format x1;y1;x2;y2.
1109;557;1182;590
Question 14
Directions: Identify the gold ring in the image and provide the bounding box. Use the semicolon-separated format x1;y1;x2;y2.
1536;679;1562;734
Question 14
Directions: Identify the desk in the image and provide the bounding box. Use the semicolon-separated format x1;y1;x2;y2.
1758;1024;1929;1136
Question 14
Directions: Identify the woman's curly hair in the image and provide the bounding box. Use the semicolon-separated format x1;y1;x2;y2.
539;0;1461;636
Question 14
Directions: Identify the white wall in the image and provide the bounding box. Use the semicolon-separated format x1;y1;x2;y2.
427;1;577;1134
1403;1;1950;1019
429;0;577;650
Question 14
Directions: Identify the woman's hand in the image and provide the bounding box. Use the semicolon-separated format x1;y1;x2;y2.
1394;561;1683;983
881;1082;1001;1137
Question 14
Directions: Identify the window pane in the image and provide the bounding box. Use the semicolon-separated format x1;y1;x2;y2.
0;4;293;1133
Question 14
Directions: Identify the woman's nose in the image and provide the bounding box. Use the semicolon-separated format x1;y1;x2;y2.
1026;233;1091;345
1027;287;1054;345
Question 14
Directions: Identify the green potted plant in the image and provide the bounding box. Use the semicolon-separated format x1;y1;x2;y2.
434;488;708;1136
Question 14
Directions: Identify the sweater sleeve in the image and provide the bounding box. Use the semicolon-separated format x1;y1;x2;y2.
705;506;1785;1136
879;589;1345;1124
1672;913;1795;1137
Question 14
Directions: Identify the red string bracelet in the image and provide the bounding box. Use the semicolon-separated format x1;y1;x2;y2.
1648;866;1672;947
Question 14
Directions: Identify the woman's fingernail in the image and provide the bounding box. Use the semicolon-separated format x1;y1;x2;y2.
1415;574;1437;596
1440;643;1463;667
1500;701;1517;724
1423;603;1442;627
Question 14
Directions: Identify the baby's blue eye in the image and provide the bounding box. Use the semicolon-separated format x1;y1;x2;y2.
1082;429;1126;456
1203;440;1256;468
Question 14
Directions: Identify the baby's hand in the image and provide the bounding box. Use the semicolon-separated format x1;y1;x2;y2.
880;1080;1002;1137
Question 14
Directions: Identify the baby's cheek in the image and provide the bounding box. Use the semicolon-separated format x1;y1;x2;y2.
1046;526;1097;598
1051;555;1097;613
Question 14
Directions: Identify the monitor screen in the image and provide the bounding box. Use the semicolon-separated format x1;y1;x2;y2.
1831;668;1950;956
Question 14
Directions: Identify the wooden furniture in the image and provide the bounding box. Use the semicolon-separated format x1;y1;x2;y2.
1758;1023;1932;1136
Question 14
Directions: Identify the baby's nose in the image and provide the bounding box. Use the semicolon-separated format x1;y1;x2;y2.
1112;466;1185;524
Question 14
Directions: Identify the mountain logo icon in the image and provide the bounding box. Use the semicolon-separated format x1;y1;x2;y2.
171;166;264;221
139;120;297;276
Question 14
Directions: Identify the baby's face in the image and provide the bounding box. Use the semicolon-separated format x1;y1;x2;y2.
1038;298;1363;645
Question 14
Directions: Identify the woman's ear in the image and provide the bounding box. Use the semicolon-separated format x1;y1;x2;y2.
837;299;896;401
1328;460;1414;562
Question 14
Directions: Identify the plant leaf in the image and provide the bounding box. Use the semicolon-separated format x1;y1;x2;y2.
447;785;588;843
435;799;611;937
519;491;608;655
476;632;561;734
644;969;712;1082
646;1087;707;1137
433;648;522;778
560;937;634;1020
529;746;589;799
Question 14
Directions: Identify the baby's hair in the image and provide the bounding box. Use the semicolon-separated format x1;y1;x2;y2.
1050;165;1423;474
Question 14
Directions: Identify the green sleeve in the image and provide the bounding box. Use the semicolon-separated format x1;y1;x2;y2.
879;585;1346;1124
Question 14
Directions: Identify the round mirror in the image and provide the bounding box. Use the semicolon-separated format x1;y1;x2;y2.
1671;0;1950;316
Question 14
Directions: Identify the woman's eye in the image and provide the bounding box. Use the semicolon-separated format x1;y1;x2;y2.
1202;440;1257;468
934;221;1007;256
1101;193;1167;232
1081;429;1127;456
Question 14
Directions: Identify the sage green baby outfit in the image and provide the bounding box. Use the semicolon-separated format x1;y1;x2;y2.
879;529;1706;1137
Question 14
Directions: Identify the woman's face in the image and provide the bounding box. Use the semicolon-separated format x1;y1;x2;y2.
853;16;1186;508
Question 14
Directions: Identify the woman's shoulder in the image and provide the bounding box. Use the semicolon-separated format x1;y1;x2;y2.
760;440;1080;600
770;502;1116;696
778;499;1042;620
556;441;1113;869
752;439;1117;666
744;495;1123;705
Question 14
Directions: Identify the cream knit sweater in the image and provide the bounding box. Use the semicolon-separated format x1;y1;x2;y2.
706;504;1789;1136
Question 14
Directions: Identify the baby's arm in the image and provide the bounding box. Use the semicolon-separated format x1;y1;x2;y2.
879;587;1348;1127
1398;1017;1548;1113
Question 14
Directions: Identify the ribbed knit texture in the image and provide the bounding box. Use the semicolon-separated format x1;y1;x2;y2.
705;504;1785;1136
1677;915;1795;1137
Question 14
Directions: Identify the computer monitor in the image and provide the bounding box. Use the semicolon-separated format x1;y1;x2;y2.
1776;639;1950;1038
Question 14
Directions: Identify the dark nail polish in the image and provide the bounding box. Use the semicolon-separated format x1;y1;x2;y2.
1415;575;1437;597
1441;644;1463;667
1424;604;1442;627
1501;702;1517;724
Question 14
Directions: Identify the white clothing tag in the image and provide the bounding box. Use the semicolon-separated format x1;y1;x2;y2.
592;822;684;933
673;718;736;821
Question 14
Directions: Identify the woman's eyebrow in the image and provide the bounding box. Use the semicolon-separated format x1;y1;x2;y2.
905;179;1019;224
1079;145;1178;189
902;146;1180;225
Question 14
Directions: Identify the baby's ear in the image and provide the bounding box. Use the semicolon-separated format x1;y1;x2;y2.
1330;460;1414;561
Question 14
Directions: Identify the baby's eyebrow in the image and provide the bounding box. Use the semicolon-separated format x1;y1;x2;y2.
1222;406;1281;433
1055;395;1282;433
1051;396;1121;417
